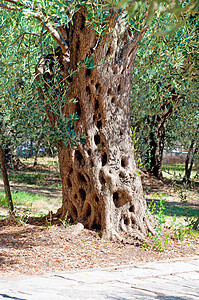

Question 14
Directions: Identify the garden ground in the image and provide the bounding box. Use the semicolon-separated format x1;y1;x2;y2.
0;158;198;277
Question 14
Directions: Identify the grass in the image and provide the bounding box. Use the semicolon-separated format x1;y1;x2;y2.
0;190;62;219
147;195;199;223
20;156;59;168
0;157;61;189
5;172;48;186
0;156;62;220
0;190;50;207
162;163;198;180
0;159;198;240
145;193;199;251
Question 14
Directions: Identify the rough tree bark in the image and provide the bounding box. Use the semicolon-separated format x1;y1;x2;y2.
184;140;198;182
54;7;153;240
184;124;198;182
145;89;180;180
146;117;167;180
0;145;14;213
33;117;46;167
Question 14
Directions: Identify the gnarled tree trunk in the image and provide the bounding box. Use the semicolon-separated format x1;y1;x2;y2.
0;145;14;213
184;139;198;182
55;8;153;240
147;117;166;180
145;89;180;180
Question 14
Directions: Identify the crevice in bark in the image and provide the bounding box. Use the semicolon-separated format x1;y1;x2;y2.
107;88;112;95
79;188;86;201
95;83;101;92
94;134;101;146
129;205;135;213
121;157;128;168
111;97;116;104
71;204;78;221
74;150;84;165
117;84;121;94
102;152;107;166
78;172;87;183
97;120;102;129
76;101;81;117
67;178;72;188
86;68;91;77
99;170;106;186
95;99;99;110
106;46;113;56
86;85;91;95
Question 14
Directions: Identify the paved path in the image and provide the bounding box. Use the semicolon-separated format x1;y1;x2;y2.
0;257;198;300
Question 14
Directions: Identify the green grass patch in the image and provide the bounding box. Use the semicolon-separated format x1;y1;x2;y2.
0;190;52;208
0;190;62;220
145;194;199;251
147;194;199;222
162;163;198;180
20;156;59;168
162;163;185;172
8;172;47;186
164;202;199;219
10;157;60;188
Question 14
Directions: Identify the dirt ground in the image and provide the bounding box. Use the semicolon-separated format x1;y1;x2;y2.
0;172;198;277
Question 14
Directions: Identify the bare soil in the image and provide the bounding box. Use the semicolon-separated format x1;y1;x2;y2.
0;170;198;277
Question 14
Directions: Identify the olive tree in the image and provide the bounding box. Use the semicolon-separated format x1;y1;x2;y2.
0;0;197;240
131;12;198;179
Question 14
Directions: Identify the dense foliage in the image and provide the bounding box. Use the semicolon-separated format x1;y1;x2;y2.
131;12;198;176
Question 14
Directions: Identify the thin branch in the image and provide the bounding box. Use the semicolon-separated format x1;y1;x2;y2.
3;0;61;23
0;3;41;18
0;3;23;12
1;3;69;54
43;22;69;54
40;20;47;58
10;32;42;46
3;0;30;8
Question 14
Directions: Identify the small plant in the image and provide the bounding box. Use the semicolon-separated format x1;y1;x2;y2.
45;211;53;227
170;216;194;241
0;193;9;207
16;213;29;225
164;230;171;245
59;213;71;228
145;195;167;252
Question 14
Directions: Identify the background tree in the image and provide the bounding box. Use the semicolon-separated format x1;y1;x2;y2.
131;12;198;179
0;111;14;213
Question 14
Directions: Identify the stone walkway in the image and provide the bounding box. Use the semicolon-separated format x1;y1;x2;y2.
0;257;198;299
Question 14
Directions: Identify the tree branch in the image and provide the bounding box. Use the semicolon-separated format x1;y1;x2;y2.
0;3;23;12
3;0;30;8
10;31;43;46
0;2;69;54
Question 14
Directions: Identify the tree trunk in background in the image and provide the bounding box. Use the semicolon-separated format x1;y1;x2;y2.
33;133;43;167
145;90;180;180
0;145;14;213
147;119;166;180
184;140;198;182
193;217;199;230
56;8;153;240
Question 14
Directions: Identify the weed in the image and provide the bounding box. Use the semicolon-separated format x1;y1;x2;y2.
170;216;196;241
59;213;71;228
0;194;9;207
164;230;171;245
45;211;53;227
16;214;29;225
145;196;167;251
